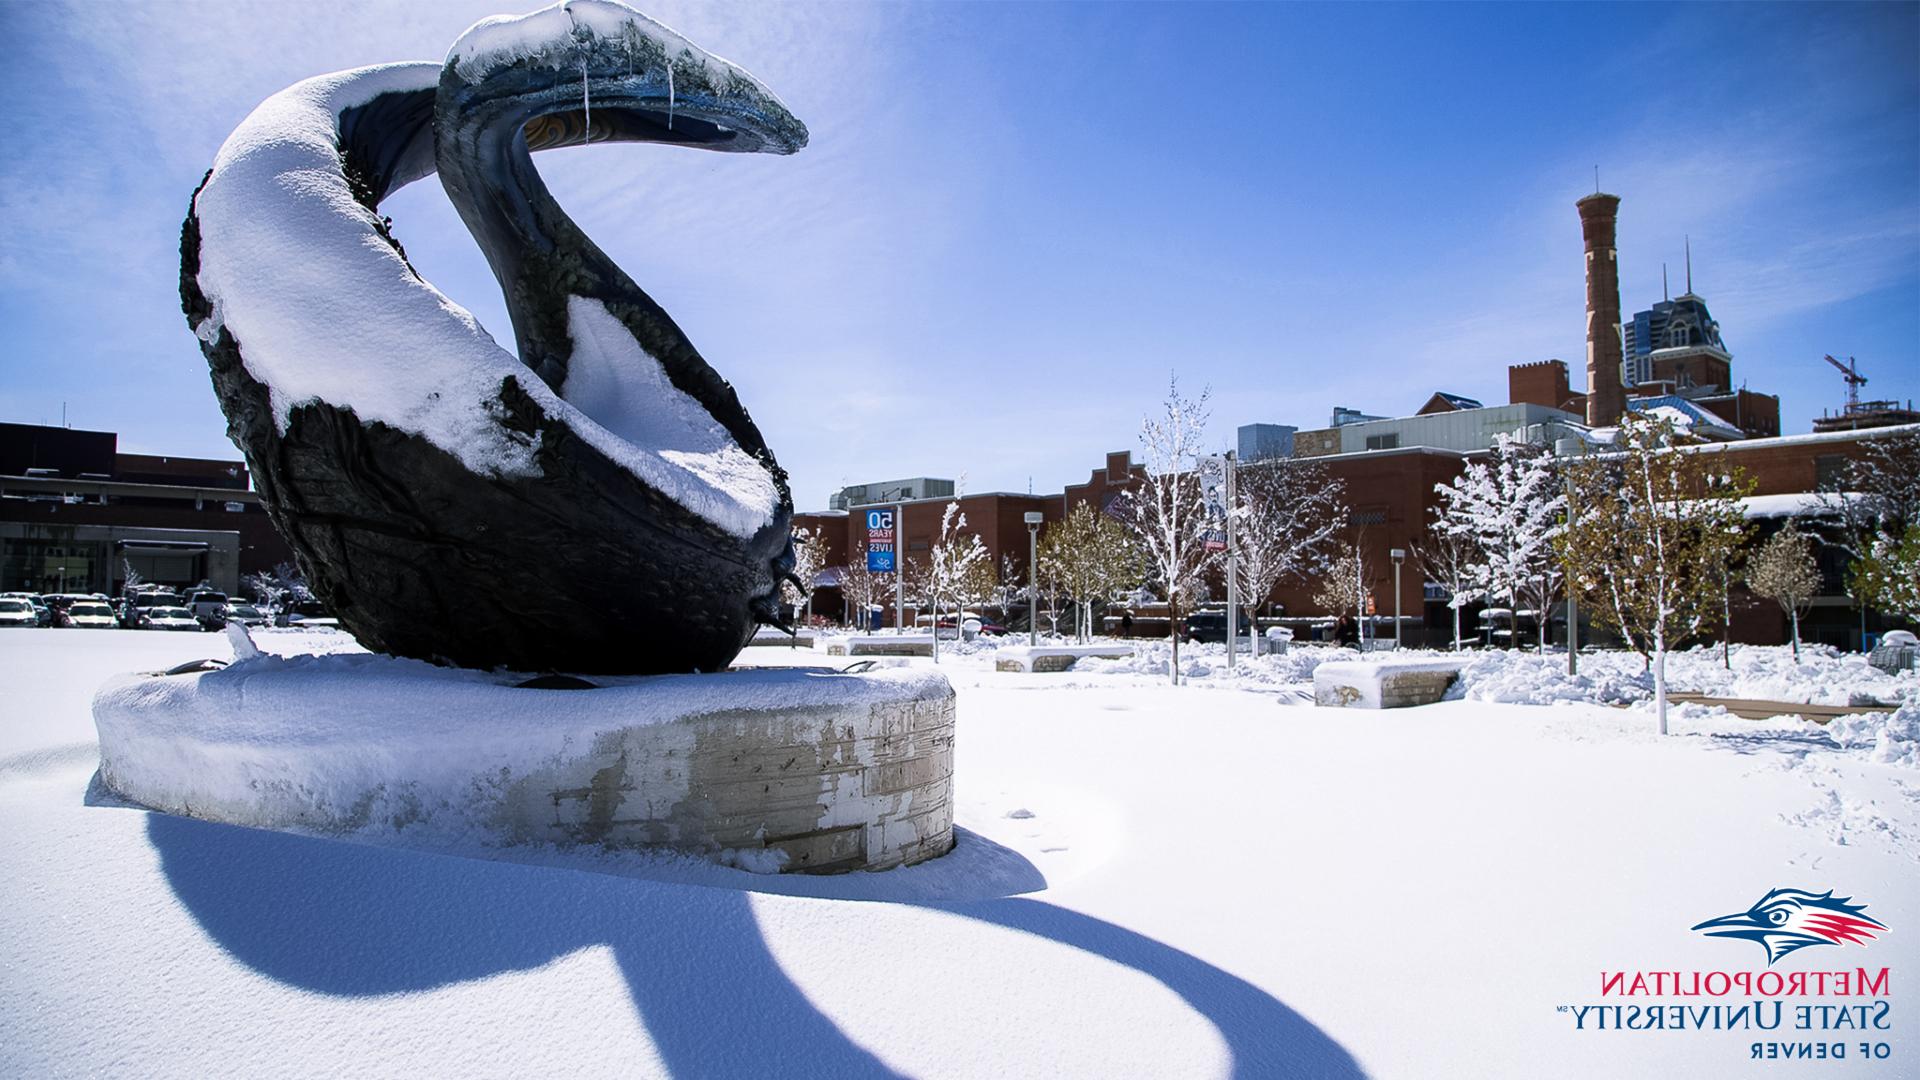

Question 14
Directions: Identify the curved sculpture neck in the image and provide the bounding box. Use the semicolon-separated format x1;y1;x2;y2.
432;66;775;471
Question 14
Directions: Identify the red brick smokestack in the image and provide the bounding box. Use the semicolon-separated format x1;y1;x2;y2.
1577;192;1625;427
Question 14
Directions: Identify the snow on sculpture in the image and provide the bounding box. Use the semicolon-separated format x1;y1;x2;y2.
181;1;806;674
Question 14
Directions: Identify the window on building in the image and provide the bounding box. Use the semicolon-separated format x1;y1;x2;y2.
1814;454;1850;491
1669;323;1691;347
1364;433;1400;451
1350;508;1388;526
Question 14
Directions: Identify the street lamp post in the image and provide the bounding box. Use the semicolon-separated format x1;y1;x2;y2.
893;501;905;635
1024;512;1044;647
1556;436;1580;677
1389;549;1405;649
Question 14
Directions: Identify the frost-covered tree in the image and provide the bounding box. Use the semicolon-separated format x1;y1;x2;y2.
1433;433;1565;651
837;540;884;629
1817;427;1920;548
994;554;1023;619
1745;526;1820;658
922;501;990;661
1033;541;1068;637
1850;525;1920;622
1115;378;1218;683
1817;428;1920;626
1412;527;1483;651
1232;457;1345;655
244;561;314;620
781;525;824;627
1560;414;1752;733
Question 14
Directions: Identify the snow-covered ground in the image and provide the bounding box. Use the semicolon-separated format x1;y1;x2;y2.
3;628;1916;1077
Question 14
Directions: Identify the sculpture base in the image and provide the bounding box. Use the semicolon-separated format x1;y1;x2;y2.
93;656;954;873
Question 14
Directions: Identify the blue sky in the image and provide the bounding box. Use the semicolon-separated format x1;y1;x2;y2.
2;1;1914;510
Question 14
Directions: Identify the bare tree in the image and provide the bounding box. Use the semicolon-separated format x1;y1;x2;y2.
1115;377;1218;684
1233;457;1345;655
1746;526;1821;658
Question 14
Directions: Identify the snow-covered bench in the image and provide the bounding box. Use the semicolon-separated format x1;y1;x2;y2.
1313;658;1465;709
994;644;1135;673
827;634;936;657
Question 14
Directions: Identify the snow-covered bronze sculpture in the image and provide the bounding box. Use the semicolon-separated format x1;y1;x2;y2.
180;1;804;674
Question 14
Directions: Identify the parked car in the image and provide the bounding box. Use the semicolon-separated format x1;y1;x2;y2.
141;606;204;632
1183;611;1231;643
63;602;117;629
221;603;269;628
0;597;37;627
183;590;229;625
276;599;339;628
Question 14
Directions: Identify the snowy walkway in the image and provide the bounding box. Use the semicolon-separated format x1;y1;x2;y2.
2;629;1915;1077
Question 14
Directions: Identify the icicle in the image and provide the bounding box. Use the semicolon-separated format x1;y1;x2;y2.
666;56;675;130
581;59;591;142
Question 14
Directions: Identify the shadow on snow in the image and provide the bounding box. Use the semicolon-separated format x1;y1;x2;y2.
146;813;1366;1078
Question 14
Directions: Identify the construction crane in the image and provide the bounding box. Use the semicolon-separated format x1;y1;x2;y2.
1823;354;1868;414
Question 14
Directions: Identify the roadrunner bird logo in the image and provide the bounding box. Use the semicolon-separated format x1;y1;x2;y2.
1692;888;1889;966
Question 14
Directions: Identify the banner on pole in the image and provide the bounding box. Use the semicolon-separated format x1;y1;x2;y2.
1200;454;1229;552
866;509;897;572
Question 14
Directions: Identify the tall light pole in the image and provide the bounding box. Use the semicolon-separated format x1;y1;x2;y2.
1225;452;1238;672
1025;511;1043;647
1556;436;1580;677
1389;548;1405;649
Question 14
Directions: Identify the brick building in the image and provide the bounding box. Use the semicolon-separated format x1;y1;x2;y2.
0;422;293;595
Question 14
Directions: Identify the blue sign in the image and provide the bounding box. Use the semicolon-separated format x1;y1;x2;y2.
866;509;896;573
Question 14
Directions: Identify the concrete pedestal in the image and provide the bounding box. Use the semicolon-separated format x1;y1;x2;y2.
93;656;954;873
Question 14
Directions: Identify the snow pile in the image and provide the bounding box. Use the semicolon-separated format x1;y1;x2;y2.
1069;640;1355;687
1447;644;1917;709
1660;643;1914;706
1448;650;1651;706
1826;699;1920;769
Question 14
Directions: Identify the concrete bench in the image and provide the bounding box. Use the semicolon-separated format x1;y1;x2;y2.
1313;659;1464;709
747;630;814;648
826;634;936;658
994;644;1135;673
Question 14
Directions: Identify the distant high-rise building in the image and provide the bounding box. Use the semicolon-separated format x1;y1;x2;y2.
1623;293;1726;387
